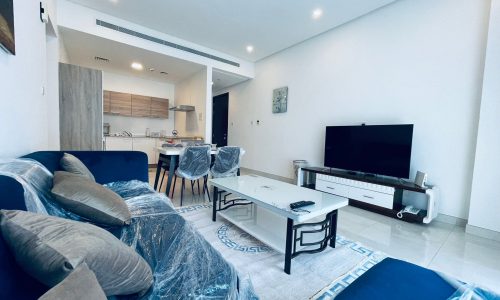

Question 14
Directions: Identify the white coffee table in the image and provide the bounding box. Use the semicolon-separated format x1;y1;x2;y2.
209;174;348;274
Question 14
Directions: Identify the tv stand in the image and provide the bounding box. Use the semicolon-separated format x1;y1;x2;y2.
297;167;438;224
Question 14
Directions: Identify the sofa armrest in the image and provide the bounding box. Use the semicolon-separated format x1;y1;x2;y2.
22;151;149;184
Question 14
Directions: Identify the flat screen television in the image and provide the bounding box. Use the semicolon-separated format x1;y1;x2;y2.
324;124;413;178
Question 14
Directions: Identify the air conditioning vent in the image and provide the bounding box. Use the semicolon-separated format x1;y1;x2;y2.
96;19;240;67
94;56;110;63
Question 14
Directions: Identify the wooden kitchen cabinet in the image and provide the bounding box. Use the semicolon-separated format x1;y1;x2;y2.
103;91;111;113
105;137;133;151
110;91;132;116
132;138;157;164
151;97;169;119
131;94;152;117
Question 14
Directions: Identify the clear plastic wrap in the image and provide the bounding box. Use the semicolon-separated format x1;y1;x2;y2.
0;159;54;215
210;147;245;178
176;145;212;180
1;160;257;299
439;273;500;300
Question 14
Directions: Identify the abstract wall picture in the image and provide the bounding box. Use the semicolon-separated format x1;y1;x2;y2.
0;0;15;55
272;86;288;113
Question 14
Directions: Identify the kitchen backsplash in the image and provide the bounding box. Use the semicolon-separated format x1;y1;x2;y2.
104;114;175;136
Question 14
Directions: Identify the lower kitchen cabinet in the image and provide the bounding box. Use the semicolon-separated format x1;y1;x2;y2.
105;137;159;165
105;137;133;151
132;138;157;164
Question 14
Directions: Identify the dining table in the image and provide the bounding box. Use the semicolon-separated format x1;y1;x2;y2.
153;146;218;196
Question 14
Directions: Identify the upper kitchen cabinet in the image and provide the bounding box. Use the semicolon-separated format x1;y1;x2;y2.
103;90;111;113
103;90;169;119
132;94;152;117
151;97;169;119
110;91;132;116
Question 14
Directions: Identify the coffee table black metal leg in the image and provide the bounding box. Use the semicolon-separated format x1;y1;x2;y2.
212;186;218;221
329;210;338;248
284;218;294;274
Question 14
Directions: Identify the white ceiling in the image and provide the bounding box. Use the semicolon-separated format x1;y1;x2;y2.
66;0;396;62
60;27;205;83
212;68;249;93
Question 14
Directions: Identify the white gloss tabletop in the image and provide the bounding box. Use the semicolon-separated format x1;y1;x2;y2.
210;174;348;222
156;147;218;155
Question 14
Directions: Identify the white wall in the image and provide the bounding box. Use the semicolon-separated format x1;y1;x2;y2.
0;1;60;157
102;72;175;135
468;0;500;233
174;68;208;138
223;0;490;219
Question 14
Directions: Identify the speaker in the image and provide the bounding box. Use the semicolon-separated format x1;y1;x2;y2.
414;171;427;187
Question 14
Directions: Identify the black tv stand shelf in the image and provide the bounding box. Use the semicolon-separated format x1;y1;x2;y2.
298;167;437;224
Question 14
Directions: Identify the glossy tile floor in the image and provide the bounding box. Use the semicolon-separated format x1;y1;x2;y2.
149;168;500;294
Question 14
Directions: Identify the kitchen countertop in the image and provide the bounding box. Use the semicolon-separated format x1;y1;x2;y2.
104;135;202;139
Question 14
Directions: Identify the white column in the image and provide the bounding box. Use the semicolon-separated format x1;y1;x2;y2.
205;66;213;144
467;0;500;235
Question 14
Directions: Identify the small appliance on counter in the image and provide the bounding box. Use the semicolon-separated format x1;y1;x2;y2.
150;131;160;138
145;128;151;137
171;129;178;137
103;123;110;136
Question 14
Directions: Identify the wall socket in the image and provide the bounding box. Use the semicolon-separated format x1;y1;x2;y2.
198;113;203;121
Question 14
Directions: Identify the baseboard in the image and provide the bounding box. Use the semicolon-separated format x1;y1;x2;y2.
240;167;294;184
435;214;467;227
240;167;472;228
466;224;500;242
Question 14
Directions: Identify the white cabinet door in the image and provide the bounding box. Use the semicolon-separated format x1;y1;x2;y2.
132;138;156;164
105;137;133;151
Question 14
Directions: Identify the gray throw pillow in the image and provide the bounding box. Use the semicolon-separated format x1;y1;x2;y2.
38;263;106;300
0;210;153;296
60;153;96;182
51;171;131;226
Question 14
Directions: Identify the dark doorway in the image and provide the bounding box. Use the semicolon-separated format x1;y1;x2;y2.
212;93;229;147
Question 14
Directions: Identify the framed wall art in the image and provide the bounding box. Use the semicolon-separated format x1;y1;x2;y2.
0;0;15;55
272;86;288;114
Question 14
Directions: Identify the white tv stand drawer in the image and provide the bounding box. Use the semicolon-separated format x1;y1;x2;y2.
316;174;395;209
316;180;349;198
348;187;394;209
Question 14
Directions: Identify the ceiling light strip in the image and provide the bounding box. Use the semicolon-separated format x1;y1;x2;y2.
96;19;240;67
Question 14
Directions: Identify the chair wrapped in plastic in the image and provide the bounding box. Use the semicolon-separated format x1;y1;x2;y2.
210;147;245;178
172;145;212;205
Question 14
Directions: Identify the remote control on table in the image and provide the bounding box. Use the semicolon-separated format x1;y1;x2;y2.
290;200;315;210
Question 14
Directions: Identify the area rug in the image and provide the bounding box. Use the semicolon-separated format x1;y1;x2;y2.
176;204;386;300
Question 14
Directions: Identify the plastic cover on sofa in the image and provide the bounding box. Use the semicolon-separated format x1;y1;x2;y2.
0;159;257;299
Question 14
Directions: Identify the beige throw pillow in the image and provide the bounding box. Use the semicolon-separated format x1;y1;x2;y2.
38;263;106;300
60;153;96;181
0;210;153;296
51;171;131;226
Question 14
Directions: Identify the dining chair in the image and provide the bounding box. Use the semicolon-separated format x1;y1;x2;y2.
210;147;247;207
171;145;211;206
210;146;244;178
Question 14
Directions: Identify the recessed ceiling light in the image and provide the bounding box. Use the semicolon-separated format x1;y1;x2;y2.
312;8;323;19
246;45;254;53
160;71;168;75
110;0;119;4
131;62;143;70
149;67;155;72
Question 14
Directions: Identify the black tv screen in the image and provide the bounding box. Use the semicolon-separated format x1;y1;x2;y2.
324;124;413;178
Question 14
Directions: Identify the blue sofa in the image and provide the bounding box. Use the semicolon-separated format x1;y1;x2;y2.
0;151;250;299
0;151;150;299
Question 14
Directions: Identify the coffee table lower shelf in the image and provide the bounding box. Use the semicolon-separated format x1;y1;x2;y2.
216;204;339;274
